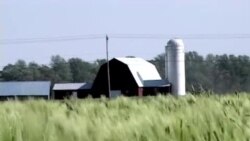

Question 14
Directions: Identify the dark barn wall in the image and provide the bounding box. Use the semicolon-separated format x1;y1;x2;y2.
92;59;139;98
53;90;74;99
143;87;171;96
53;90;92;99
78;90;92;98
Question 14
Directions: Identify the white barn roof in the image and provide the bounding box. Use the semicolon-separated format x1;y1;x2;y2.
114;57;162;87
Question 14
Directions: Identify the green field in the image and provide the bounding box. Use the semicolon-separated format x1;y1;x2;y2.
1;94;250;141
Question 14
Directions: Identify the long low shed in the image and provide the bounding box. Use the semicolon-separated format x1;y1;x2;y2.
0;81;51;100
52;83;92;99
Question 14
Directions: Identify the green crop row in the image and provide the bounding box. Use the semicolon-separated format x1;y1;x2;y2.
0;94;250;141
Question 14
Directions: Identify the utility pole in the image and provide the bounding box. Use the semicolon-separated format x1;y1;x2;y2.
106;35;111;98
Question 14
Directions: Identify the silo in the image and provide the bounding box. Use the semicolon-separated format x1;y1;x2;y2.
165;39;186;96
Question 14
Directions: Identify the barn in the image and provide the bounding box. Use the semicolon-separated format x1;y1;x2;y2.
52;83;92;99
0;81;51;100
92;57;171;98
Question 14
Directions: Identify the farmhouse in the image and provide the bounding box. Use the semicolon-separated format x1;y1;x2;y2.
52;83;92;99
0;81;51;100
91;57;171;98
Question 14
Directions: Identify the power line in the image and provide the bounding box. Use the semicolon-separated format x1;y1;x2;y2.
1;34;250;45
110;34;250;39
0;34;105;45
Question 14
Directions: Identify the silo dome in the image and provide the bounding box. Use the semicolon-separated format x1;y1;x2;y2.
167;39;184;48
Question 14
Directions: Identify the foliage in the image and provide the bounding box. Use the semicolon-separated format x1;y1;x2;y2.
1;94;250;141
68;58;97;82
1;56;105;83
50;55;72;82
149;53;166;78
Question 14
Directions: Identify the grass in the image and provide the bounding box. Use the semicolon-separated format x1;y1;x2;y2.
0;94;250;141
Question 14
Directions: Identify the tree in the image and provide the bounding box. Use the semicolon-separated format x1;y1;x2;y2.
38;65;55;81
0;70;2;81
28;62;42;80
92;59;107;75
185;52;210;93
2;60;33;81
68;58;96;82
149;53;165;78
2;64;18;81
50;55;72;82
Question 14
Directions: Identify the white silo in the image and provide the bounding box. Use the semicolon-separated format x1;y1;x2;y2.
165;39;186;96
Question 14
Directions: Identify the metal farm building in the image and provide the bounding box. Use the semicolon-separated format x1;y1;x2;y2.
52;83;92;99
0;81;51;100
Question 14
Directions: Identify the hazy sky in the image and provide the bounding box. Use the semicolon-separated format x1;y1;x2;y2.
1;0;250;68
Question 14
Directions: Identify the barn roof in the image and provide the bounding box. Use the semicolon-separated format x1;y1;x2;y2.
53;83;92;91
0;81;51;96
114;57;163;87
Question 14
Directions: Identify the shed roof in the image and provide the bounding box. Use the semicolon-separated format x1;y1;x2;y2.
143;80;170;87
0;81;51;96
53;83;92;91
114;57;162;87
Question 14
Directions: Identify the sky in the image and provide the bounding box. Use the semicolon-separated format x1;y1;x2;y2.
1;0;250;69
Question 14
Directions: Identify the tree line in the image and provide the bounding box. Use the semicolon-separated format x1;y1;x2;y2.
1;52;250;94
0;55;106;83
